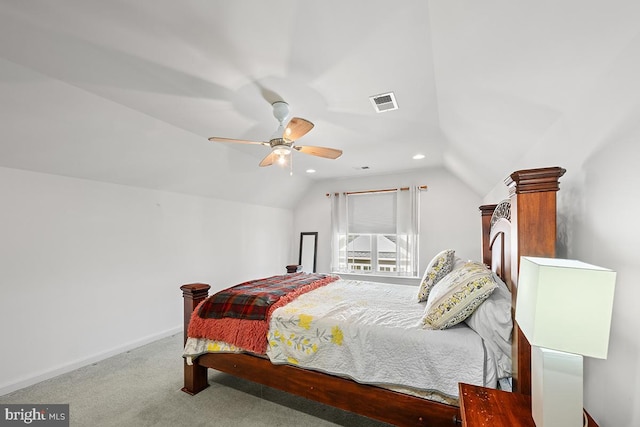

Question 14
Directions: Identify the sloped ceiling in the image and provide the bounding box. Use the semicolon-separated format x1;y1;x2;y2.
0;1;638;208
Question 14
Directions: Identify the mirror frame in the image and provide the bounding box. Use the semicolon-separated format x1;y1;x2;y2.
298;232;318;273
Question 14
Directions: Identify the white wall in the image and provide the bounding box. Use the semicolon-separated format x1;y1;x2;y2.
481;39;640;426
576;137;640;427
292;167;482;284
0;167;293;395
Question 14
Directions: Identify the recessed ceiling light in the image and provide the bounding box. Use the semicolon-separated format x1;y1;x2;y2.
412;154;425;160
306;169;316;174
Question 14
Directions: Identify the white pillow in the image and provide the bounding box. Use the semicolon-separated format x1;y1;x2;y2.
452;256;466;271
417;249;456;302
464;272;513;379
422;261;498;330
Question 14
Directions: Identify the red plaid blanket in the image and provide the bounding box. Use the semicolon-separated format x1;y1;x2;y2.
187;272;339;354
198;273;336;320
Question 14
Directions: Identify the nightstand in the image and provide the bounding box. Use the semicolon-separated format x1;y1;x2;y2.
458;383;599;427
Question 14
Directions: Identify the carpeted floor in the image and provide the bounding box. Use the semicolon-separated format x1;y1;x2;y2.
0;333;391;426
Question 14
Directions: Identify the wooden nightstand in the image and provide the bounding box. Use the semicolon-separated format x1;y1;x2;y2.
458;383;599;427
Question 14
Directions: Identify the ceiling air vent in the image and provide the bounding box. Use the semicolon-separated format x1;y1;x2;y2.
369;92;398;113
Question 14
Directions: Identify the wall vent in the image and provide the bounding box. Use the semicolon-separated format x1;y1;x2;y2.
369;92;398;113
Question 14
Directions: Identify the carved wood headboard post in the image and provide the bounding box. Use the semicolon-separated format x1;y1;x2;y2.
479;204;498;268
506;166;566;396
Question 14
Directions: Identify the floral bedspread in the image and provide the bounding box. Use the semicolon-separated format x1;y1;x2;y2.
264;279;493;399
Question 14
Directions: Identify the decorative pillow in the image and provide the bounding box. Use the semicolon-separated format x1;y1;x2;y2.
417;249;456;302
464;272;513;379
422;261;498;330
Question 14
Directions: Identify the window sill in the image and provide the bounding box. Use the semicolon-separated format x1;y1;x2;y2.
332;272;420;286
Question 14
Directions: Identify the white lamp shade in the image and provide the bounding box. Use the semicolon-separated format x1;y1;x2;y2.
516;257;616;359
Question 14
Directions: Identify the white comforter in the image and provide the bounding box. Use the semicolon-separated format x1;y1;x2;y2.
264;279;493;399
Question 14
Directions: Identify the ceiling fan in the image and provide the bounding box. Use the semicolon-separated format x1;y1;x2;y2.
208;101;342;167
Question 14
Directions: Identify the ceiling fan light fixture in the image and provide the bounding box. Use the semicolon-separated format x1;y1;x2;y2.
272;145;292;165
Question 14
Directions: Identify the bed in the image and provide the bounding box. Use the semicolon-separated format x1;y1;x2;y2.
180;166;566;426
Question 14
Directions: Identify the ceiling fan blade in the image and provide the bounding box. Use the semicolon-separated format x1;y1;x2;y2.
294;145;343;159
283;117;314;142
208;136;268;146
259;152;275;167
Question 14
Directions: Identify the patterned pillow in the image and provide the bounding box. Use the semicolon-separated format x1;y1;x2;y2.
422;261;498;330
417;249;456;302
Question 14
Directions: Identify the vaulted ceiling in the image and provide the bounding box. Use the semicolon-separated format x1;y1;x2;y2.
1;1;638;208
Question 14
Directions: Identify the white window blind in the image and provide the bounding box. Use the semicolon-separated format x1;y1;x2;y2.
348;191;396;234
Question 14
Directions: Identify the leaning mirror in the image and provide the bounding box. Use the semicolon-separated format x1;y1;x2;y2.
299;232;318;273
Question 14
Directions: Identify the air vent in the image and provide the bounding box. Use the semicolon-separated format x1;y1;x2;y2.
369;92;398;113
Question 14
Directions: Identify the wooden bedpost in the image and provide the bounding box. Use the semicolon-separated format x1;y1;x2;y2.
507;166;566;396
479;204;497;267
180;283;211;395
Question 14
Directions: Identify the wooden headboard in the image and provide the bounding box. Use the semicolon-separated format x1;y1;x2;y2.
479;166;566;395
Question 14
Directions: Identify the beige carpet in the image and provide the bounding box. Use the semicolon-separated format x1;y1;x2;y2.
0;333;391;426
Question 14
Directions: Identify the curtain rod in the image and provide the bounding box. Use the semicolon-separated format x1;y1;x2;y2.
325;185;427;197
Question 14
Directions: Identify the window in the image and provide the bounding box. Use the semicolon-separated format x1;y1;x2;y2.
330;187;420;277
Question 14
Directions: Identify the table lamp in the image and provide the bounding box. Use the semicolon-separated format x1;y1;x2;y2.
516;256;616;427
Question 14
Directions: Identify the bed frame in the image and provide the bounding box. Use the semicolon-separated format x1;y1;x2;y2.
180;166;566;426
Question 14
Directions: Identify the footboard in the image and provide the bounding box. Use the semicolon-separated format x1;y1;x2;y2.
180;283;210;395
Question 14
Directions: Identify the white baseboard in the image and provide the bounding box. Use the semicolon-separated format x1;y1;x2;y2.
0;325;182;397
